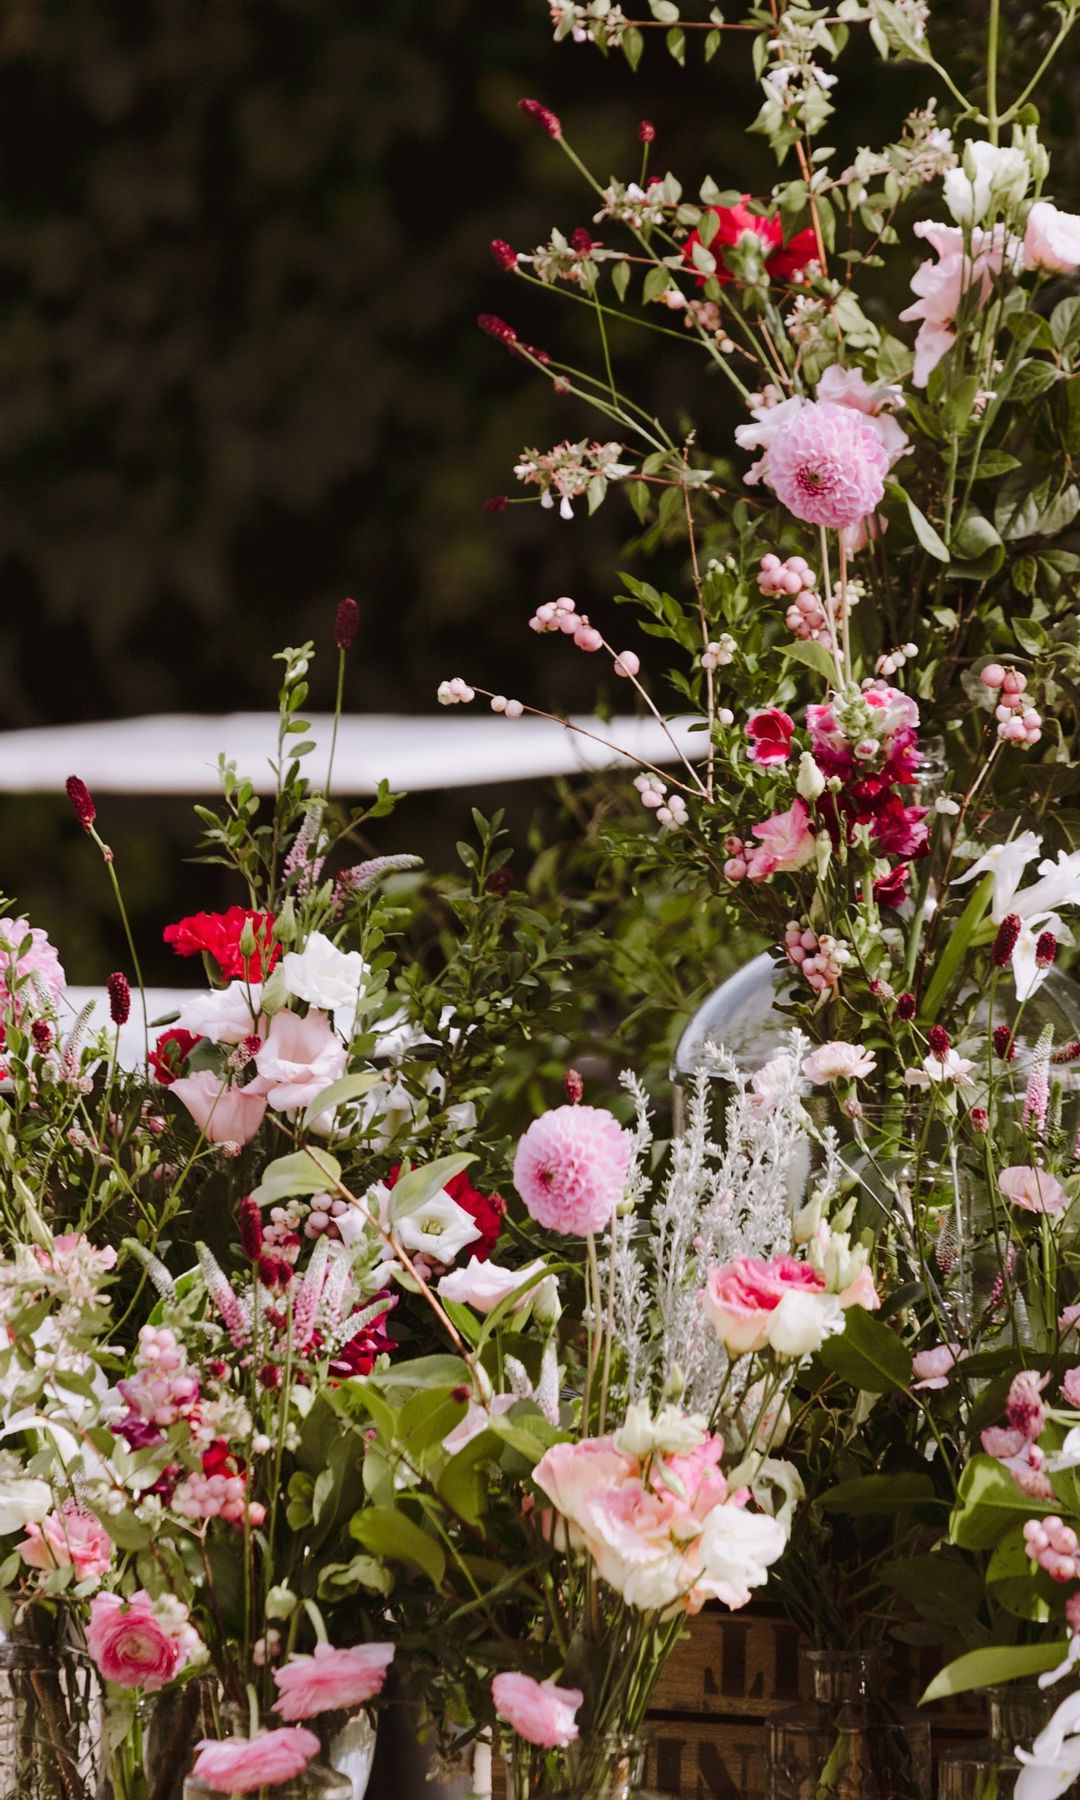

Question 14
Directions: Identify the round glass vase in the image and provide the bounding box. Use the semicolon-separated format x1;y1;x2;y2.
101;1682;222;1800
766;1650;932;1800
503;1730;674;1799
0;1639;98;1800
183;1753;350;1800
936;1683;1062;1800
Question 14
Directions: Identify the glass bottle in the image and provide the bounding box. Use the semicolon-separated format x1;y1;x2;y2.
183;1750;351;1800
766;1649;932;1800
503;1730;674;1799
101;1681;221;1800
936;1683;1061;1800
0;1638;98;1800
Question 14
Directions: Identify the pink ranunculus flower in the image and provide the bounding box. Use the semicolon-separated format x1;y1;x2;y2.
1024;200;1080;273
19;1501;112;1583
745;709;795;767
900;220;1021;386
513;1104;630;1236
999;1165;1070;1215
87;1591;194;1691
170;1070;268;1147
912;1344;961;1391
802;1042;877;1083
745;799;816;882
763;399;890;531
702;1255;843;1359
492;1672;582;1748
1062;1368;1080;1409
254;1009;347;1112
191;1729;321;1793
271;1641;395;1721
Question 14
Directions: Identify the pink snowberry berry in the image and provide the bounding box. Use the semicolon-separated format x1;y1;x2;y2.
614;651;640;678
574;624;603;653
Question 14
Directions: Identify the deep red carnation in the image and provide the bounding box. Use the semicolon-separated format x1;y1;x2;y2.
163;907;280;982
682;198;817;288
148;1027;202;1085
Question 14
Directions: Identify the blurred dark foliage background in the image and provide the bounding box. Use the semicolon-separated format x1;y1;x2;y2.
0;0;1075;982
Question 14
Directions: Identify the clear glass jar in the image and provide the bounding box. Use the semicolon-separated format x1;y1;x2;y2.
101;1682;221;1800
766;1650;932;1800
504;1730;673;1799
0;1638;98;1800
183;1752;351;1800
325;1712;376;1800
936;1683;1061;1799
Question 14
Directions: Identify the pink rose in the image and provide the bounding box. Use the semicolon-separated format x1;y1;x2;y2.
19;1501;112;1583
1000;1165;1070;1215
701;1255;839;1358
254;1009;347;1112
745;799;816;882
191;1730;321;1793
87;1592;182;1691
170;1070;267;1147
745;709;795;767
912;1345;961;1391
271;1641;395;1720
1024;200;1080;273
492;1672;582;1749
802;1042;877;1083
1062;1368;1080;1408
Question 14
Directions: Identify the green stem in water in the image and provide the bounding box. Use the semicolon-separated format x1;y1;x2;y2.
986;0;1001;143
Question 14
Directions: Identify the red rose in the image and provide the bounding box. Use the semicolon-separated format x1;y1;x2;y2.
745;709;795;767
683;198;817;287
148;1027;202;1085
162;907;280;982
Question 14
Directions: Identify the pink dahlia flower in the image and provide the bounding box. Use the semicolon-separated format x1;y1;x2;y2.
764;400;889;531
271;1641;395;1720
20;1501;112;1583
513;1104;630;1236
0;917;65;1009
492;1672;582;1748
191;1729;321;1793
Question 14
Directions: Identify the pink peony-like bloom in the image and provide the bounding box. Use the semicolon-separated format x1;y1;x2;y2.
999;1165;1070;1215
1024;201;1080;273
191;1729;321;1793
900;221;1021;386
87;1591;197;1691
492;1672;582;1749
745;709;795;767
1062;1368;1080;1408
701;1255;842;1359
763;400;889;531
815;365;909;468
271;1641;395;1720
745;799;816;882
912;1344;961;1391
802;1042;877;1083
0;917;66;1010
20;1501;112;1583
170;1070;268;1147
513;1104;630;1236
254;1009;347;1112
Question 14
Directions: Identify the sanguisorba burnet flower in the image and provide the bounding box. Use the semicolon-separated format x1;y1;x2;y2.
764;399;890;531
271;1642;395;1720
513;1103;630;1235
492;1672;583;1749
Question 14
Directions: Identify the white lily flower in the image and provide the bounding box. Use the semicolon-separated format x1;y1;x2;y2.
953;832;1042;917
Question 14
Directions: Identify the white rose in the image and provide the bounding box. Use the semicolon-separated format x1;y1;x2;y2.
766;1290;844;1359
175;982;263;1046
945;141;1029;226
282;932;369;1038
0;1477;52;1536
437;1257;550;1316
698;1503;788;1599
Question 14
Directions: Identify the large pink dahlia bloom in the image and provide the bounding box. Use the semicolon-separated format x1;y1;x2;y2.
766;400;889;531
513;1103;630;1236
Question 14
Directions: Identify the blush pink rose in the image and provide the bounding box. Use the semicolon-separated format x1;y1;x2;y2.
87;1592;182;1691
702;1255;836;1357
271;1642;395;1720
745;709;795;767
837;1265;881;1311
254;1009;347;1112
745;799;816;882
999;1165;1070;1215
1024;200;1080;273
170;1070;267;1147
191;1729;321;1793
492;1672;582;1748
19;1501;112;1583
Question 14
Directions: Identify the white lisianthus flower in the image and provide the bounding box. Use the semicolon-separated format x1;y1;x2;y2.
0;1477;53;1536
768;1289;845;1358
175;982;263;1045
281;932;369;1039
437;1257;550;1317
613;1403;710;1461
944;140;1030;226
697;1503;788;1603
366;1181;482;1266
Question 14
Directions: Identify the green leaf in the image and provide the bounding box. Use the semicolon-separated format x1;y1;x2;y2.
987;1526;1052;1622
819;1305;913;1394
819;1472;939;1516
1008;362;1058;405
783;639;837;684
251;1147;342;1206
920;874;994;1022
921;1642;1067;1705
665;25;685;63
887;483;949;561
621;26;644;69
1052;294;1080;354
950;1455;1054;1551
611;261;631;303
349;1505;445;1586
648;0;679;17
301;1072;381;1129
388;1153;476;1223
642;265;671;305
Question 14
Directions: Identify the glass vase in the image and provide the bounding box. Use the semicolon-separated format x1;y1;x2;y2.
183;1757;351;1800
325;1711;377;1800
101;1682;221;1800
503;1730;674;1799
936;1683;1061;1799
766;1650;932;1800
0;1638;98;1800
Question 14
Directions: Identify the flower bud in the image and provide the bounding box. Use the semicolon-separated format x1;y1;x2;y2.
991;913;1022;968
490;238;518;271
796;751;825;802
564;1068;584;1105
518;98;562;139
638;120;656;143
65;775;96;833
266;1585;296;1620
927;1024;950;1057
896;992;916;1021
335;596;359;650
